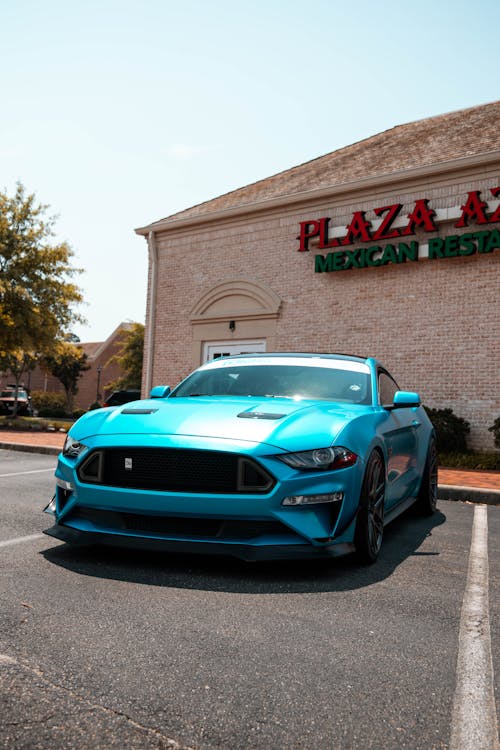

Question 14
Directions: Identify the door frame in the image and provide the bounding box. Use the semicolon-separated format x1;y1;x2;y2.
203;339;266;363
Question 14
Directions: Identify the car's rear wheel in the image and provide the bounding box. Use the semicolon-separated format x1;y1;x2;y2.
416;437;438;516
354;451;385;564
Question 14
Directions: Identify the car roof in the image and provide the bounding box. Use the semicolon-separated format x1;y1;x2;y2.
211;352;371;364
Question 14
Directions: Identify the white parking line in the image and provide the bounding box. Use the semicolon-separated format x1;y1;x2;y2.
0;468;54;478
0;534;44;548
450;505;499;750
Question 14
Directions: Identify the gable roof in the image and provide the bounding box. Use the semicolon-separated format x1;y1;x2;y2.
79;322;134;362
138;101;500;232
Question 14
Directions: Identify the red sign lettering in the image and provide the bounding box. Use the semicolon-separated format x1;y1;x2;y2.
297;220;321;251
455;190;489;227
318;218;340;249
372;204;403;241
401;199;437;235
341;211;372;246
298;188;500;251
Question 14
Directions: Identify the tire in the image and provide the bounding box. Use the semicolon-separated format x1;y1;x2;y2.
354;451;386;564
416;437;438;516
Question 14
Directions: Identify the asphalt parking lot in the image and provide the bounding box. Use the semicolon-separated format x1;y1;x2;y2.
0;449;498;750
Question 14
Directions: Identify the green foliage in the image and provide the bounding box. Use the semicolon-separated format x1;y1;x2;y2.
438;452;500;471
424;406;470;453
31;391;68;418
30;390;67;412
0;350;37;381
40;341;89;413
37;407;69;418
0;182;84;353
106;322;144;390
488;417;500;450
0;416;72;432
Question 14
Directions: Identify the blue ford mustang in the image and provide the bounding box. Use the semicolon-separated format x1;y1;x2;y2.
44;353;437;563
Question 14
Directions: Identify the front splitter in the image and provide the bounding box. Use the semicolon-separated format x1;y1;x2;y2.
43;523;355;562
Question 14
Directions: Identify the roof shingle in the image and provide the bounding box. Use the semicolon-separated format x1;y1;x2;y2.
152;101;500;226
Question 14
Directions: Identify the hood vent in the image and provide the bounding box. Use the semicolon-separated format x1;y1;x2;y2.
237;411;286;420
121;408;159;415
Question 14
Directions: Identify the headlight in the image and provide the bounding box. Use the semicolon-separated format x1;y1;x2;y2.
62;434;88;458
277;446;357;471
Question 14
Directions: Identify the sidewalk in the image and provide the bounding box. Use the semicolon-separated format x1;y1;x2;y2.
1;430;499;504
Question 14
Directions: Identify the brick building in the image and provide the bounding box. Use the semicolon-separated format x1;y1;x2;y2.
136;102;500;450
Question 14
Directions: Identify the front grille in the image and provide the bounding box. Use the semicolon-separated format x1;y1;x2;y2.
77;448;275;494
70;507;288;540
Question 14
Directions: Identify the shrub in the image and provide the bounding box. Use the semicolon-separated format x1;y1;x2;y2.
438;452;500;471
488;417;500;450
424;406;470;453
0;416;73;432
37;407;68;418
30;391;67;413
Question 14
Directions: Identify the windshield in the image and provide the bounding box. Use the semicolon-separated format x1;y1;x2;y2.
171;363;371;404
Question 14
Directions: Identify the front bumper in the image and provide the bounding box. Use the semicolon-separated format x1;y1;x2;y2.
47;435;364;560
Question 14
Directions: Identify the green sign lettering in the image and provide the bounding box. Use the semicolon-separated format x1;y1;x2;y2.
313;231;498;273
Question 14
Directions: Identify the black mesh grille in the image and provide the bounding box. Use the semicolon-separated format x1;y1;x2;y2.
77;448;275;494
70;507;289;540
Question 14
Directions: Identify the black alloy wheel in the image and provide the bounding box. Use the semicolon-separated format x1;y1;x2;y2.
416;437;438;516
354;451;386;564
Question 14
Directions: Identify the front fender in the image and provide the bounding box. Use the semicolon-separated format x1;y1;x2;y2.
333;411;389;470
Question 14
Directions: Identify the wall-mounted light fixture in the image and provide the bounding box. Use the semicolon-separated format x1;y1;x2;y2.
229;320;236;332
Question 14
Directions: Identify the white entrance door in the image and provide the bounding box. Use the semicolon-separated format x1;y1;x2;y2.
203;340;266;363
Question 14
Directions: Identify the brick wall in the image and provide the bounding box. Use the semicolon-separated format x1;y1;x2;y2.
146;167;500;451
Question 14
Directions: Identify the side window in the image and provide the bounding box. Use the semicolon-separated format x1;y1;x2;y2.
378;372;399;406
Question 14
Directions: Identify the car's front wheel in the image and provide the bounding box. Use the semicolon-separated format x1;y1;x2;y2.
354;451;386;564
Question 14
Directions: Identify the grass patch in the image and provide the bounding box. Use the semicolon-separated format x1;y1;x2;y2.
438;452;500;471
0;416;73;433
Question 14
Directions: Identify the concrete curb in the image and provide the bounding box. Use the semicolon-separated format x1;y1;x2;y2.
0;442;61;456
438;485;500;506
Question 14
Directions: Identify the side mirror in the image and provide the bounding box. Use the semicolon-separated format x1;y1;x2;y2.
149;385;171;399
390;390;421;409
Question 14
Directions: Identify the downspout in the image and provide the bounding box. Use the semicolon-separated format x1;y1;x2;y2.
144;230;158;395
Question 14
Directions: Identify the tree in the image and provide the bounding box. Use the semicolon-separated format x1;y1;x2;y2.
41;341;89;414
106;322;144;391
0;182;84;353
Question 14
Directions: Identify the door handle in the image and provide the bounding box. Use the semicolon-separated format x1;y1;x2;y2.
412;419;421;428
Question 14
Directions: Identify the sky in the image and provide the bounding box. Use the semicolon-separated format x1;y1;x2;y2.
1;0;499;342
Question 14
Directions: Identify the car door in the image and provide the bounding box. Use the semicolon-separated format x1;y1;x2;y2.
378;370;421;508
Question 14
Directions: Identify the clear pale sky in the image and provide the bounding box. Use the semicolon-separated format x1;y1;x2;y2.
1;0;499;342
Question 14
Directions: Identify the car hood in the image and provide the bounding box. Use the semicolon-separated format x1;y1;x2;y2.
70;397;367;452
